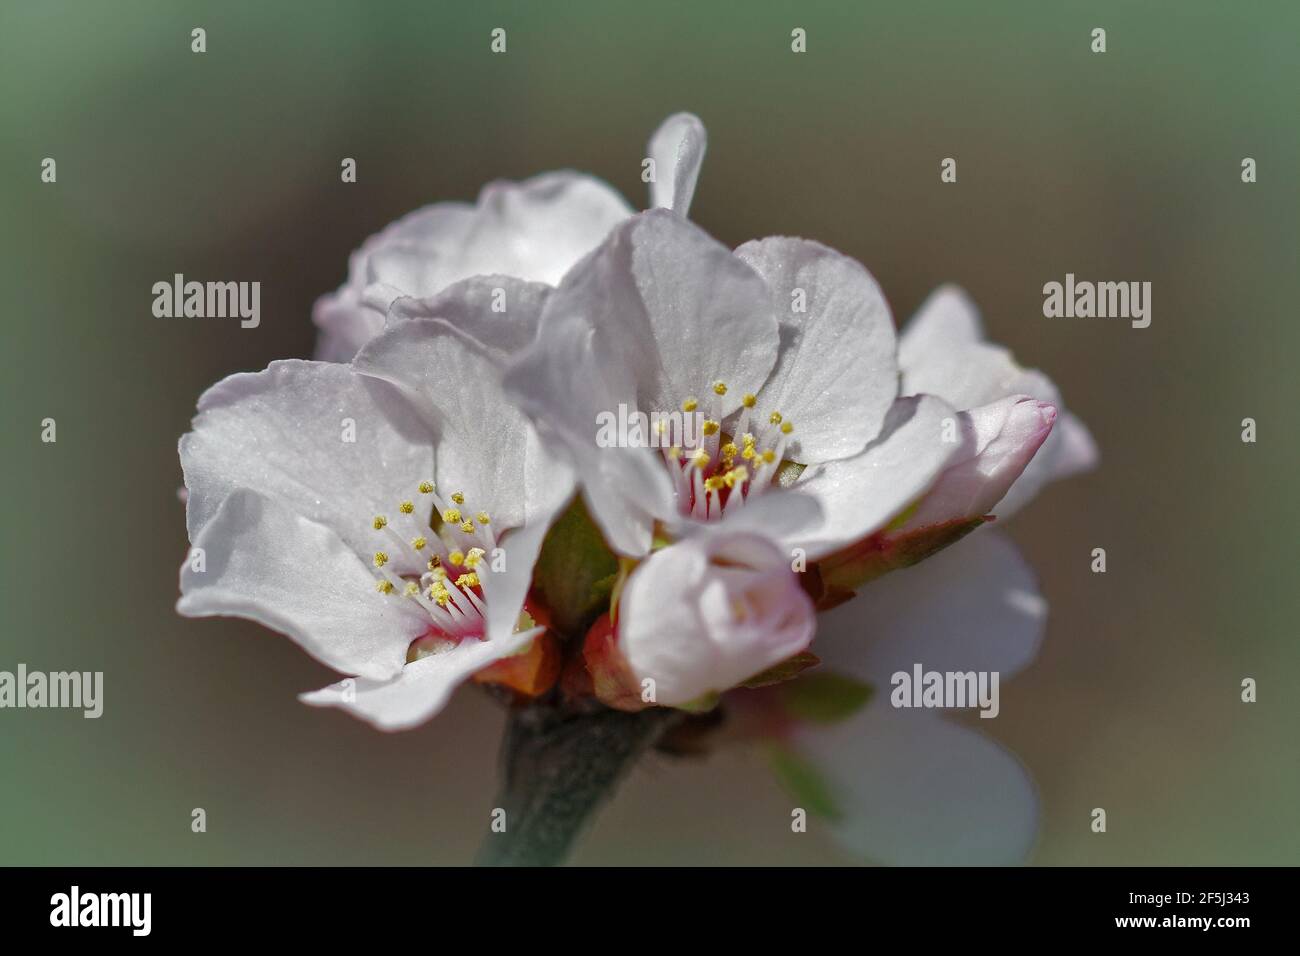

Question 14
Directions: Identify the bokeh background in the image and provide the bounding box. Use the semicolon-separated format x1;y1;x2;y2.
2;0;1296;865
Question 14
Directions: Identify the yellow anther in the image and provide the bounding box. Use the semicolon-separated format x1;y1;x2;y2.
742;432;756;446
713;381;728;396
741;446;755;461
376;580;394;594
427;555;442;570
721;442;738;459
442;508;462;524
456;572;481;589
399;500;414;514
465;548;485;569
769;411;783;425
429;566;448;581
410;536;427;551
448;550;466;567
459;520;475;533
691;449;711;468
727;466;750;487
373;551;389;568
704;476;724;493
761;449;776;464
780;421;793;434
742;393;757;408
418;481;435;494
450;491;465;505
682;397;699;413
430;586;450;606
372;515;388;530
476;511;490;525
702;419;720;436
403;582;419;597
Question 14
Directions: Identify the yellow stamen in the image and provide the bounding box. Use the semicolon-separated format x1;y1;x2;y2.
459;520;475;533
476;511;490;525
427;555;442;571
450;491;465;505
691;449;710;469
372;515;388;530
410;536;427;551
418;481;435;494
702;419;720;436
376;580;394;594
373;551;389;568
403;582;419;597
761;449;776;464
769;411;783;425
780;421;793;434
399;500;414;514
456;572;480;589
442;508;462;524
713;381;728;396
742;393;757;408
682;397;698;413
448;550;465;567
704;476;724;492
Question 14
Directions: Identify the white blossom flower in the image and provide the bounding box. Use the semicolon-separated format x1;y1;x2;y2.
177;317;572;730
313;114;707;362
497;117;1096;864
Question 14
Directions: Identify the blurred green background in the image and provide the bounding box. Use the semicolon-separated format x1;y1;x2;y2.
2;0;1296;865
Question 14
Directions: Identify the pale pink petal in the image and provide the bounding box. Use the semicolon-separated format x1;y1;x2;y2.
734;237;898;464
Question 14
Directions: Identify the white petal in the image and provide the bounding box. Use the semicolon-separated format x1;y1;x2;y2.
793;395;959;558
813;529;1047;684
312;203;477;361
386;275;551;359
619;528;815;705
735;237;898;463
903;395;1057;529
789;700;1038;865
179;360;433;572
300;628;538;731
353;318;573;530
367;172;633;300
647;112;707;215
681;488;823;552
480;498;570;644
896;283;984;369
178;490;426;681
314;174;632;361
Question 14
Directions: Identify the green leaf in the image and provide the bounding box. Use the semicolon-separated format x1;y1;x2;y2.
740;650;821;688
765;743;841;820
780;671;873;724
532;496;619;640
